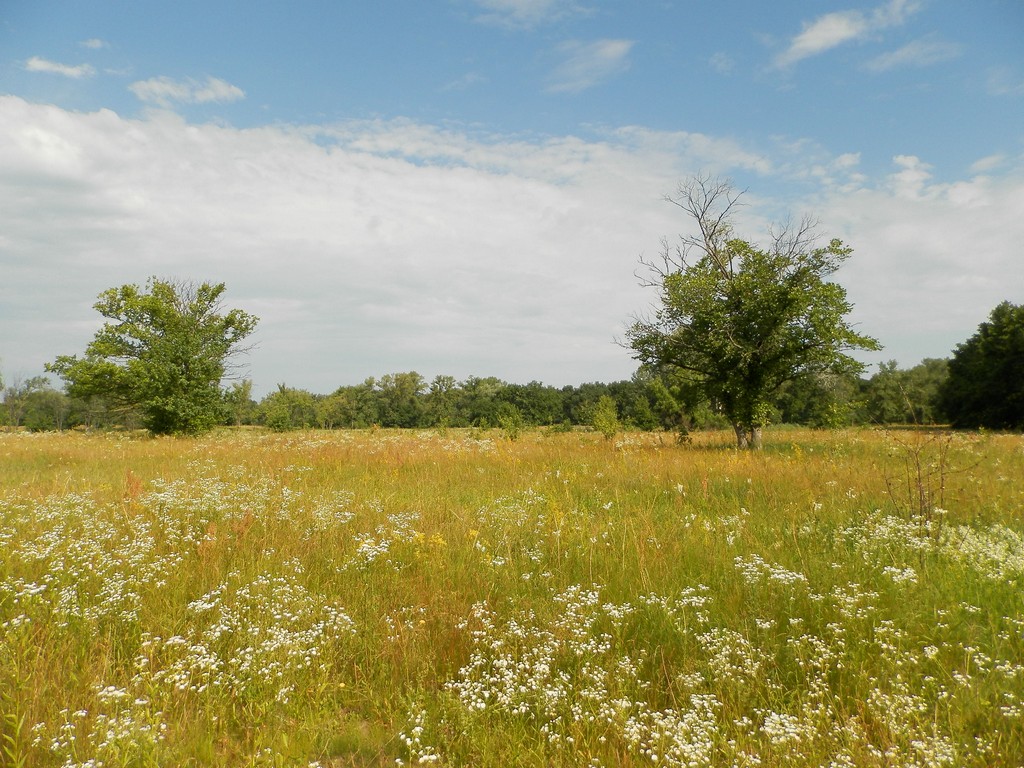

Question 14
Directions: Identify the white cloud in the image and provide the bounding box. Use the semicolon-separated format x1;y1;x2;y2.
471;0;588;28
864;36;961;72
775;0;922;68
987;67;1024;96
970;154;1006;174
128;75;245;107
817;154;1024;368
778;11;868;67
0;97;682;394
870;0;919;27
888;154;934;198
0;95;1020;395
709;52;735;75
800;151;867;192
80;38;109;49
25;56;95;78
546;39;633;94
442;72;488;91
834;152;861;170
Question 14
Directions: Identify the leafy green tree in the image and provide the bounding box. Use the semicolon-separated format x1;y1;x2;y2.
775;371;863;427
939;301;1024;429
456;376;506;427
3;374;50;428
224;379;257;426
22;381;71;431
67;394;125;430
645;372;688;433
376;372;426;428
562;382;611;426
426;374;458;427
48;278;258;435
605;378;665;431
591;394;620;440
315;392;352;429
620;390;658;431
347;378;383;428
864;360;908;424
611;375;659;431
496;401;525;441
259;385;317;431
499;381;564;426
903;358;949;424
865;359;948;425
627;176;880;449
261;400;293;432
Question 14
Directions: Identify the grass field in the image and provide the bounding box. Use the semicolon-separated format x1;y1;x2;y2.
1;426;1023;767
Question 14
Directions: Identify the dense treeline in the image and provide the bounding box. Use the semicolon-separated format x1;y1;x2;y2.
1;359;957;433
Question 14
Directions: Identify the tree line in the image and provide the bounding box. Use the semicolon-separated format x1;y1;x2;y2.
0;355;992;434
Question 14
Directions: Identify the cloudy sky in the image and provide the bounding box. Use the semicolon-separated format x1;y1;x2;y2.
2;0;1022;397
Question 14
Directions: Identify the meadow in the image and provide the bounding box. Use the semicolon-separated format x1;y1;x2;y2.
1;426;1022;767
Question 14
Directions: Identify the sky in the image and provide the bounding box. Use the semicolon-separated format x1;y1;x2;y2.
1;0;1022;398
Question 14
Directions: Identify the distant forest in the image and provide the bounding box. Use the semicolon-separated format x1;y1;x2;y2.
2;359;949;434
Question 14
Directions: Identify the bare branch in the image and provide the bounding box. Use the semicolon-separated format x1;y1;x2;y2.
663;174;746;279
769;214;819;260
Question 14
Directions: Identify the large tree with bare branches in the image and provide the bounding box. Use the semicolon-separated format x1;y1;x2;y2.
49;278;258;435
627;176;880;449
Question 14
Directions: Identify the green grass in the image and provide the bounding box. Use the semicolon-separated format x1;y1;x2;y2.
1;426;1023;766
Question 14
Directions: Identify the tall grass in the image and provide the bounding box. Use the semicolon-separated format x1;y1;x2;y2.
1;426;1022;766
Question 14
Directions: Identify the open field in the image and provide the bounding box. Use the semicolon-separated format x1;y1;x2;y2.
2;427;1023;767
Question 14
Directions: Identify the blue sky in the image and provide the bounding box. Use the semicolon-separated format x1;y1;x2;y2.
1;0;1023;397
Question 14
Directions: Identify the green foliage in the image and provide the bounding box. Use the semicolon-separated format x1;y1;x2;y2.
775;371;864;428
66;394;130;431
376;371;427;428
864;359;948;425
426;374;458;427
866;361;912;424
260;384;317;431
496;401;525;441
457;376;506;427
244;369;751;435
223;379;256;426
347;377;384;427
315;392;352;429
499;381;564;426
628;176;881;448
2;375;50;428
21;384;71;431
590;394;620;440
560;383;597;424
47;278;258;435
643;370;687;433
939;301;1024;429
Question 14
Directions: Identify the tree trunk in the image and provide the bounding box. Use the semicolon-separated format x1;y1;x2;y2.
734;424;749;449
734;423;763;450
